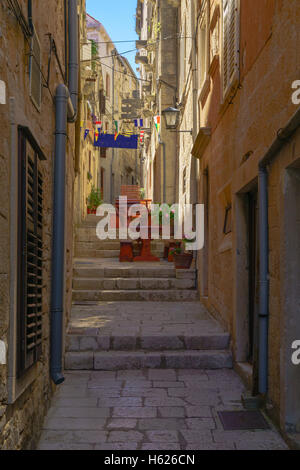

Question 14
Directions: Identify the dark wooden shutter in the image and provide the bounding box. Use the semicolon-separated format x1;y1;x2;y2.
17;128;43;376
222;0;239;96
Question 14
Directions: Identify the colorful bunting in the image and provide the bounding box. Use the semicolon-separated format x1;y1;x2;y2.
84;129;90;140
134;119;144;128
114;120;119;140
154;116;161;134
94;133;139;150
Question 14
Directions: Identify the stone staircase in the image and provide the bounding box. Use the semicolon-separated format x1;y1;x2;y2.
72;261;199;302
65;217;233;371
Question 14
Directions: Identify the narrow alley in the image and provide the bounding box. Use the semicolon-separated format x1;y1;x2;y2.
0;0;300;454
38;217;286;450
37;214;287;450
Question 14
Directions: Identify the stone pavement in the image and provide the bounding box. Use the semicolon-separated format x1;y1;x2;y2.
37;369;288;450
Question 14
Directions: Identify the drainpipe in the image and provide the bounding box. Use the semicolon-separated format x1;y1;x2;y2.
257;105;300;395
50;0;78;385
27;0;33;35
191;0;198;205
159;136;166;203
258;167;269;395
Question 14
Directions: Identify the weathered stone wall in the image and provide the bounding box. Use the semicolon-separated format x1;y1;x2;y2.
197;0;300;429
0;0;76;449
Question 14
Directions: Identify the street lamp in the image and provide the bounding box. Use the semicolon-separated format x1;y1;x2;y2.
162;107;181;130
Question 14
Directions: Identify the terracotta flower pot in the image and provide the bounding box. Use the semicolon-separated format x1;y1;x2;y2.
173;252;193;270
87;207;96;214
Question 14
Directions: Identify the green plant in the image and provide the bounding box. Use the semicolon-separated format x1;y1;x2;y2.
152;204;179;226
87;185;102;209
170;246;182;255
87;171;92;182
170;238;196;256
140;188;145;200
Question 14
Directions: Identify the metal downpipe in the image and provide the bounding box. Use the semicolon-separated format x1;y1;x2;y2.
258;167;269;395
50;85;68;385
50;0;78;385
67;0;79;122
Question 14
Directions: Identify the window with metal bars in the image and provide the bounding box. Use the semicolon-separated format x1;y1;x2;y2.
17;127;44;376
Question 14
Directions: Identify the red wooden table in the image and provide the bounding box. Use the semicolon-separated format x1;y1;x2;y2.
133;219;160;262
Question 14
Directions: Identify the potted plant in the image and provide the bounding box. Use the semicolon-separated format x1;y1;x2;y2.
87;185;102;214
171;238;194;269
140;187;146;200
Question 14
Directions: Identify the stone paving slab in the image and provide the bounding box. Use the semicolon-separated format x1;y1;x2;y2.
37;369;289;451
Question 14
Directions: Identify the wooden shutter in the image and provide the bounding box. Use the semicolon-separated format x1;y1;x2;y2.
17;129;43;376
222;0;239;97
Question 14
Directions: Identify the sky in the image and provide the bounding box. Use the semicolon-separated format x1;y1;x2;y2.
86;0;139;73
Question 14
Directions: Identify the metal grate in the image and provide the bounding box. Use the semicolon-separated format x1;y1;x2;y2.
218;411;270;431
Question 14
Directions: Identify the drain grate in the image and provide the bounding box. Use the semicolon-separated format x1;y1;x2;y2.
218;411;270;431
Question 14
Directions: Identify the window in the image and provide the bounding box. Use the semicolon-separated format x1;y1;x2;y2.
198;1;209;89
17;128;44;376
100;168;105;199
222;0;240;97
29;29;41;111
223;204;232;234
106;74;110;98
99;89;106;114
179;23;185;91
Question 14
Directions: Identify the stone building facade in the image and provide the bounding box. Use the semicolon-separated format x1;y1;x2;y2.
137;0;300;443
86;14;140;207
73;9;104;223
191;0;300;442
136;0;178;204
0;0;79;449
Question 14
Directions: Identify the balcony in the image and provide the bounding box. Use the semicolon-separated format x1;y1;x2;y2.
135;53;148;66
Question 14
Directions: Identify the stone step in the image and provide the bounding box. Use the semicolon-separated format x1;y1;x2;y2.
73;266;179;279
76;240;121;250
74;248;164;259
72;289;199;302
75;239;166;249
64;350;233;371
72;277;196;291
66;332;230;352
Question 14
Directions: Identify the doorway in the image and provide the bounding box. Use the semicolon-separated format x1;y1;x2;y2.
234;182;259;393
248;189;259;368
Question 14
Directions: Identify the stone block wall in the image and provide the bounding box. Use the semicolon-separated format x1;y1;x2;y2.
0;0;76;449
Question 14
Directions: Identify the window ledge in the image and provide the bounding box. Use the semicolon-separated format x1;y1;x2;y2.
199;77;211;106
